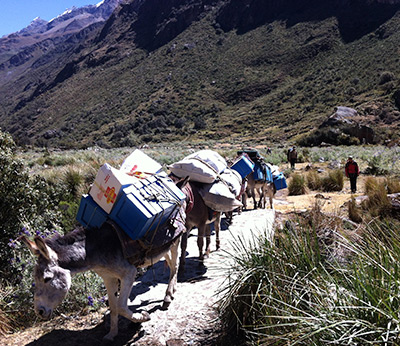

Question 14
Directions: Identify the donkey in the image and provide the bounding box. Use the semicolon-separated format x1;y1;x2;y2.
243;171;276;209
170;177;221;273
181;182;222;271
21;219;183;341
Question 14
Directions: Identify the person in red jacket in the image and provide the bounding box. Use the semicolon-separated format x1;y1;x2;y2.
345;156;360;193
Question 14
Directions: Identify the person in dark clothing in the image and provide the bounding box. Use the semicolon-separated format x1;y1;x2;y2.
287;146;297;169
345;156;360;193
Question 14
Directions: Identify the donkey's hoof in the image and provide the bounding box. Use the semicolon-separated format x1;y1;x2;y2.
141;311;151;322
162;300;171;310
103;333;115;342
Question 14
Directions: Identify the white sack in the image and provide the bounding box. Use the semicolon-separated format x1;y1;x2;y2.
220;168;242;197
199;181;243;212
169;150;227;183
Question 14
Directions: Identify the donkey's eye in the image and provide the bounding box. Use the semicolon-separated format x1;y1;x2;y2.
44;277;51;283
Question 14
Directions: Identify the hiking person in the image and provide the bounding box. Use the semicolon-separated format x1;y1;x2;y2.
345;156;360;193
287;146;297;169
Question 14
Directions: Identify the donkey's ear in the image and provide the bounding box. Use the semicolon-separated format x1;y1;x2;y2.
34;237;58;262
20;236;41;256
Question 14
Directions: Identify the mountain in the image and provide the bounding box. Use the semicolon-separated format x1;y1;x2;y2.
0;0;125;81
1;0;400;148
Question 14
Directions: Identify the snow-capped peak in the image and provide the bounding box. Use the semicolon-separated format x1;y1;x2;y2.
96;0;105;7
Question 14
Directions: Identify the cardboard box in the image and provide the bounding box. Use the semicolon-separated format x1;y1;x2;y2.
120;149;162;179
76;194;108;229
89;163;137;214
109;174;186;240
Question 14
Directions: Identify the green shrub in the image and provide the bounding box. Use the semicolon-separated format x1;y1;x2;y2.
365;155;389;176
64;167;84;198
0;131;61;280
321;169;344;192
219;215;400;345
288;173;307;195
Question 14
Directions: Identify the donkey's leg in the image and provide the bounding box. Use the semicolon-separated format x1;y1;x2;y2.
102;276;121;341
204;224;212;258
197;224;206;261
162;237;181;309
258;188;264;209
268;185;274;209
214;212;221;250
179;230;189;274
117;266;151;324
242;192;247;211
252;188;258;209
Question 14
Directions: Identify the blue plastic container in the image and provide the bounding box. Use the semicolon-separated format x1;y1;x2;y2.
110;175;186;240
273;173;287;190
264;165;273;183
76;194;108;229
231;156;254;179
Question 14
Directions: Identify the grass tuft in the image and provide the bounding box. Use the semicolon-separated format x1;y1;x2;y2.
219;212;400;345
288;173;307;195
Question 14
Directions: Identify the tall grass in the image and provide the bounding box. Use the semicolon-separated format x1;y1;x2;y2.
219;215;400;345
321;169;344;192
288;173;307;195
306;170;322;191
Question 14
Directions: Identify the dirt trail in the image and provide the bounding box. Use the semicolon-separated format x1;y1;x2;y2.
2;209;275;346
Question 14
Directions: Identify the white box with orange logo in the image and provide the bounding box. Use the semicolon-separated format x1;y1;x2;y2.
119;149;162;179
89;163;137;214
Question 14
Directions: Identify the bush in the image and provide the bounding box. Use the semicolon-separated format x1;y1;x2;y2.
321;169;344;192
379;71;396;85
288;173;307;195
363;180;392;217
364;176;380;194
219;214;400;345
386;176;400;194
365;155;389;176
0;131;62;280
348;196;362;223
306;170;322;190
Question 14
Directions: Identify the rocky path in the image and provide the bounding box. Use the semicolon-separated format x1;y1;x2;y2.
2;208;275;346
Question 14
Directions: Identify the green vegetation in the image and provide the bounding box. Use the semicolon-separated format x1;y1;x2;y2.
321;169;344;192
219;209;400;345
306;170;322;190
1;4;400;148
288;173;307;195
2;135;400;337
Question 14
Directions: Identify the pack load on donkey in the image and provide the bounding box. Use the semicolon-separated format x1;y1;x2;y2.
169;150;243;212
23;149;189;341
77;149;187;240
230;153;255;179
236;148;287;190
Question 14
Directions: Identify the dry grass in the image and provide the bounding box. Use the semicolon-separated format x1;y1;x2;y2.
348;196;363;223
386;176;400;194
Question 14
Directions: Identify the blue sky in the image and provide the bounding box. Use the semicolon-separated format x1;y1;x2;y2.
0;0;102;37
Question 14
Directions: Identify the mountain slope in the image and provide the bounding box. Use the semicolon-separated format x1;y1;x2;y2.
0;0;400;148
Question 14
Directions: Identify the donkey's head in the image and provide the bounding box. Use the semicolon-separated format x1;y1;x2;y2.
22;236;71;320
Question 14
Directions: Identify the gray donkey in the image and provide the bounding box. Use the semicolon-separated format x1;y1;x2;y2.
21;213;185;341
243;171;276;209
